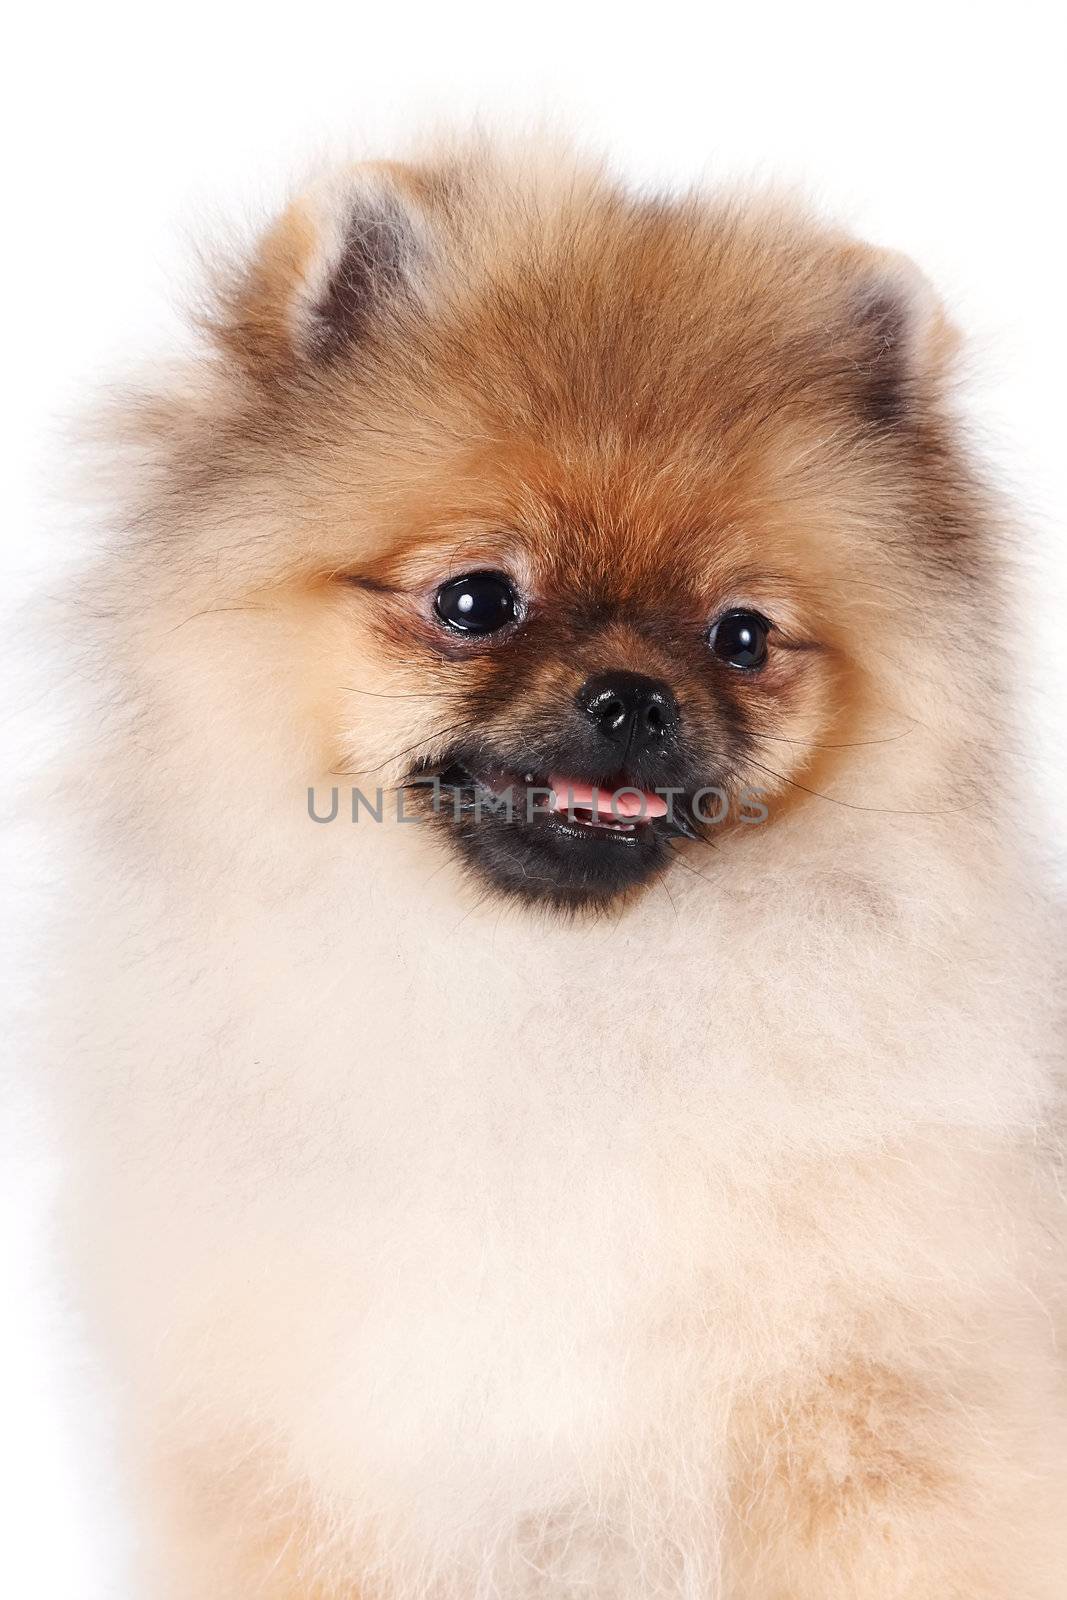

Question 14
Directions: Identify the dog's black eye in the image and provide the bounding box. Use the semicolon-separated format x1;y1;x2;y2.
434;571;518;635
708;609;771;669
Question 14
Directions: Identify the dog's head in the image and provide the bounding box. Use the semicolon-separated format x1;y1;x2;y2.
125;152;988;911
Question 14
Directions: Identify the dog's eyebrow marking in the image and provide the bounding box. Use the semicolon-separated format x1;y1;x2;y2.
340;573;402;596
770;635;829;654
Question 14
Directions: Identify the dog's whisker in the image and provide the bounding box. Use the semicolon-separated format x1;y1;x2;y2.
330;718;484;780
754;728;914;751
340;686;451;702
741;756;970;819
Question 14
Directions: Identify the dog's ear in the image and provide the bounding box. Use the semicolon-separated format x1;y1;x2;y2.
839;245;961;426
215;163;438;383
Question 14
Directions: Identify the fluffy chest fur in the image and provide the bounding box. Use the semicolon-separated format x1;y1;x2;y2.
61;790;1058;1592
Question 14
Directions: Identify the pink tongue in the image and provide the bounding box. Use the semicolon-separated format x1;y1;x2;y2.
547;776;668;820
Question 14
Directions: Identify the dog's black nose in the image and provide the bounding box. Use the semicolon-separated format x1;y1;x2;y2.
576;671;679;750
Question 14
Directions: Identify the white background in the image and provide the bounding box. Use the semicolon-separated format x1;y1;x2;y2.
4;3;1064;1594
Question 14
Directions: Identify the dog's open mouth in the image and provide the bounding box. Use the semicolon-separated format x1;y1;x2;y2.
406;752;701;908
425;763;674;840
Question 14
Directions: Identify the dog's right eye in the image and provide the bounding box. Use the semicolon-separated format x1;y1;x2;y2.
434;571;518;635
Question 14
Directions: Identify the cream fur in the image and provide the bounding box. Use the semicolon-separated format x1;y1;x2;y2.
45;143;1067;1599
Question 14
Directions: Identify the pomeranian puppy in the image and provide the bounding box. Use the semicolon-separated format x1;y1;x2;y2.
49;141;1066;1599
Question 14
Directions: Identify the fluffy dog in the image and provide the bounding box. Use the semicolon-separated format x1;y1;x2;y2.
51;142;1066;1597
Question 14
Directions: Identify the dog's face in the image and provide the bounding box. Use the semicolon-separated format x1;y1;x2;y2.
332;467;840;911
155;154;980;912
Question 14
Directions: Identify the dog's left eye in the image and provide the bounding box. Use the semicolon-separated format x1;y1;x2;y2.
434;571;518;635
708;609;771;669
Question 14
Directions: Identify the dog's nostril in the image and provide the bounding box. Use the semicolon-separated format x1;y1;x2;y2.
644;703;664;735
600;696;628;731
